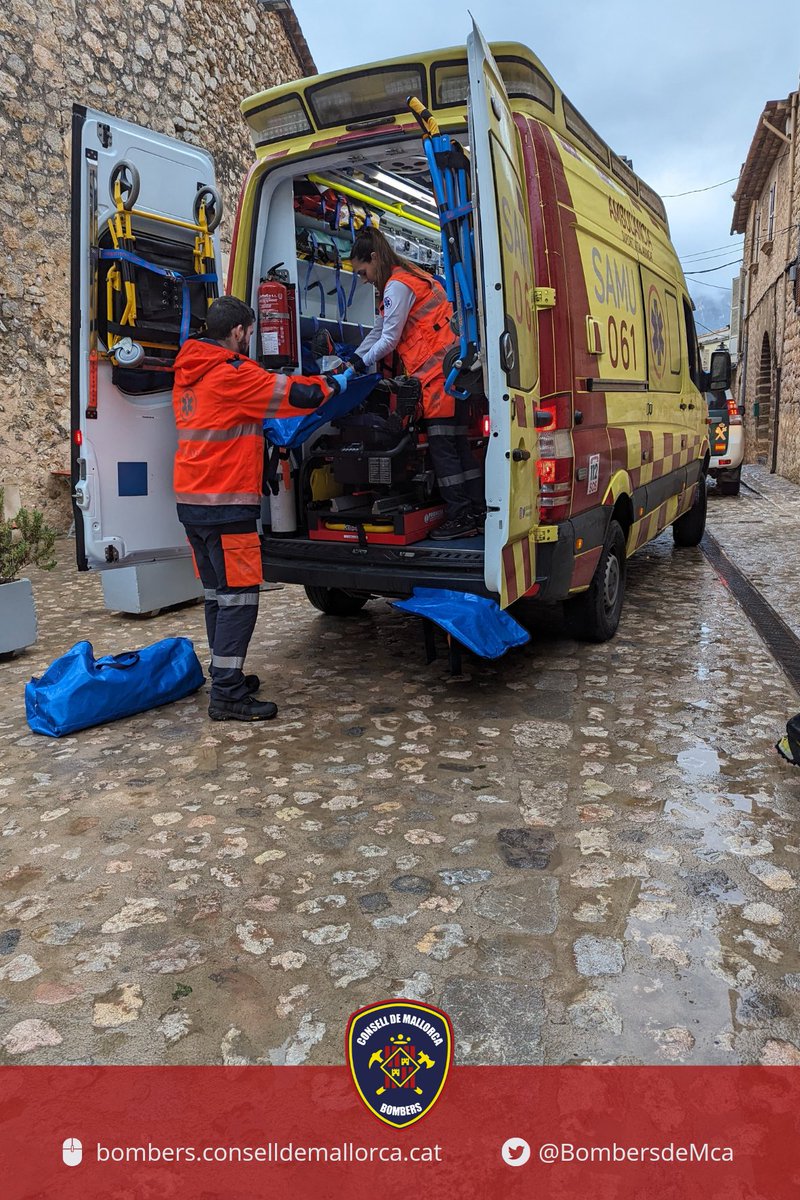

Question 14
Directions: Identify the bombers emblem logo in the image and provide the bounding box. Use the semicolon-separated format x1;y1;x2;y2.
347;1000;453;1128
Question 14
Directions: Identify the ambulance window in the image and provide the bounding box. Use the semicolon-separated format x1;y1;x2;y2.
431;58;554;111
306;66;427;129
682;299;700;386
563;98;610;166
666;290;681;376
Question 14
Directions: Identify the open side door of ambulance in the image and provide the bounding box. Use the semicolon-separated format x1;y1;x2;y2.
467;22;539;608
70;105;221;573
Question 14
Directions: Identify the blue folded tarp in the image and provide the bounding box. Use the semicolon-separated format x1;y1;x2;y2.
393;588;530;659
263;374;381;449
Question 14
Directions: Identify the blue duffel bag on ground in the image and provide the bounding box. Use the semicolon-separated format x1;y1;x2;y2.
25;638;205;737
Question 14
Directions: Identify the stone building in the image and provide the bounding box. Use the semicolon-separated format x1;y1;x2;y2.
0;0;314;524
731;87;800;480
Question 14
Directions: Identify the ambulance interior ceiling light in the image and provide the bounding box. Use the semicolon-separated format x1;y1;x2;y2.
369;170;438;210
338;167;438;224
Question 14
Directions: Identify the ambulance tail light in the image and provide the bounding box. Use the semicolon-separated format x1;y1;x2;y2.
74;430;83;446
537;452;572;524
481;414;491;437
727;396;742;425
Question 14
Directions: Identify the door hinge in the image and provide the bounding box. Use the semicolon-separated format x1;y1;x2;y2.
533;525;558;543
533;287;556;309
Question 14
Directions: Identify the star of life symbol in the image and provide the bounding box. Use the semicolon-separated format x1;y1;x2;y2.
180;389;196;417
649;296;665;369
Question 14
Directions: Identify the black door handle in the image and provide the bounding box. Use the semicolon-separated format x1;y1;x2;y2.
512;448;531;462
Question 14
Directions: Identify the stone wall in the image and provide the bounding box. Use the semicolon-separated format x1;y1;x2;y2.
0;0;309;526
739;100;800;481
776;112;800;484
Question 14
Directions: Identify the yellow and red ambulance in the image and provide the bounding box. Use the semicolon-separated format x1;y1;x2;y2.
71;21;718;639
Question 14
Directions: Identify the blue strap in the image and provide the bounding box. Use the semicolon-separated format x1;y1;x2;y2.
99;247;217;344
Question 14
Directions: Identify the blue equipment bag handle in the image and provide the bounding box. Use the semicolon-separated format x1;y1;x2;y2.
97;651;141;670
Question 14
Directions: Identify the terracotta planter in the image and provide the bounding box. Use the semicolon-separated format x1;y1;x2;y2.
0;578;38;656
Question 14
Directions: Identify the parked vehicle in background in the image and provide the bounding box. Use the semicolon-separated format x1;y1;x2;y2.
706;382;744;496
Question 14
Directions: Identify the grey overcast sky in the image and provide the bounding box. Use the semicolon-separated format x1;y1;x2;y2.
289;0;799;332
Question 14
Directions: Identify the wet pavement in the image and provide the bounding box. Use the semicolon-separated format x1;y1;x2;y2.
1;467;799;1066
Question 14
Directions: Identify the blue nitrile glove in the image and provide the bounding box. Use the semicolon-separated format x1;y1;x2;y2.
328;367;355;395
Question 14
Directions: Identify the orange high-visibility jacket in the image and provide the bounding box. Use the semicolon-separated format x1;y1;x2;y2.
384;267;455;419
172;338;335;517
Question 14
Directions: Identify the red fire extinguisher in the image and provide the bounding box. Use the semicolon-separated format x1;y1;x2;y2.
258;262;297;369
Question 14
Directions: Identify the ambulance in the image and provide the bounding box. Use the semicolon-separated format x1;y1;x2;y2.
71;21;726;641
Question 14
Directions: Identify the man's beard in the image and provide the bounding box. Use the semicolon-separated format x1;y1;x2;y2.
236;332;251;356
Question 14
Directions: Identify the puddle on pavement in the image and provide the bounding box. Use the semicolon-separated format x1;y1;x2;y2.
677;741;720;777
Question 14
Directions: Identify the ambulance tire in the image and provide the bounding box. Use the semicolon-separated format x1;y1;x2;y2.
304;585;368;616
672;476;708;546
565;520;626;643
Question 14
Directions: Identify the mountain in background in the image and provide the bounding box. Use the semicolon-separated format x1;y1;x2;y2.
690;286;732;334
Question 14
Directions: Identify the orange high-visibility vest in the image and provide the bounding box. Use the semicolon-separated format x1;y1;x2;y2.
172;338;333;508
383;267;455;419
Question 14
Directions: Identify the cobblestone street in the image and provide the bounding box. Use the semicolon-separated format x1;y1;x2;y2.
1;466;799;1066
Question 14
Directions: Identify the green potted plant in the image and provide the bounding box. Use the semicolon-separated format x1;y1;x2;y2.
0;487;57;658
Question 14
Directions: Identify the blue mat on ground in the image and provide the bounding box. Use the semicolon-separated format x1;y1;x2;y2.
263;374;381;448
393;588;530;659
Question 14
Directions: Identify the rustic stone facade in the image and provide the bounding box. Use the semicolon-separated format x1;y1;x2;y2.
0;0;314;525
732;91;800;482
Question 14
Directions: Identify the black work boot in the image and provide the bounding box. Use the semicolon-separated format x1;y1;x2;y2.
430;515;478;540
208;668;260;694
208;695;278;722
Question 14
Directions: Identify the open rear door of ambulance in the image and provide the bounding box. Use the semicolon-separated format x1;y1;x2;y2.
467;23;539;608
70;105;221;573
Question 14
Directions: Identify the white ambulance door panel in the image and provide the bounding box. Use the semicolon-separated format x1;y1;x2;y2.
70;105;221;570
467;22;539;606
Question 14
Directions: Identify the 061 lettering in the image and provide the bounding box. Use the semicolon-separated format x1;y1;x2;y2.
607;315;636;370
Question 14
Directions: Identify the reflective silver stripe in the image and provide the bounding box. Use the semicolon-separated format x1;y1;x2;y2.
217;592;259;606
427;424;468;437
179;423;262;442
203;588;216;600
414;348;448;376
211;654;245;669
263;375;292;416
413;293;445;321
271;374;290;400
438;471;469;486
175;492;261;505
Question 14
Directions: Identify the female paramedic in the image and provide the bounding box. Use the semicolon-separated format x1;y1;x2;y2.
348;227;484;540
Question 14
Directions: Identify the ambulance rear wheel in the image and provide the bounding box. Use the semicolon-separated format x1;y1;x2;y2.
673;475;708;546
304;586;368;616
565;519;626;643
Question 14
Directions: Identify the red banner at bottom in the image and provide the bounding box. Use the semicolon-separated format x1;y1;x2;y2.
2;1066;798;1198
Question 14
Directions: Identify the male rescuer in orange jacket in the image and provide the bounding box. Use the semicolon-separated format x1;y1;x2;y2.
172;296;351;722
